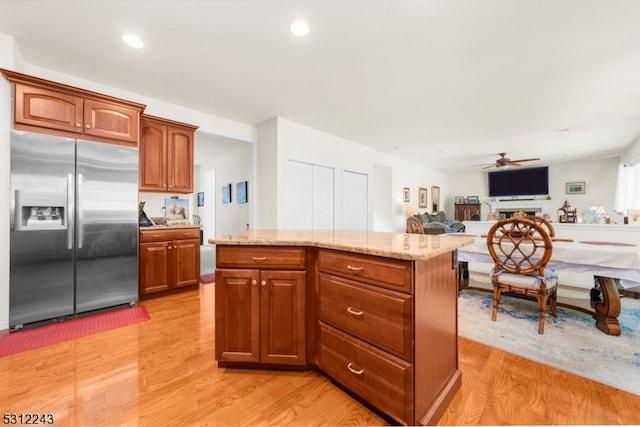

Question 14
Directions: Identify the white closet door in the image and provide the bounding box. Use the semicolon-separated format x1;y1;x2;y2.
343;170;368;231
285;160;313;229
312;165;334;230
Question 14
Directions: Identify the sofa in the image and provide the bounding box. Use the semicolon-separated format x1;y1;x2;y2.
406;211;466;235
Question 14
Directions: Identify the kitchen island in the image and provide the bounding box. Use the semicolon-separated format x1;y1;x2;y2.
209;229;474;426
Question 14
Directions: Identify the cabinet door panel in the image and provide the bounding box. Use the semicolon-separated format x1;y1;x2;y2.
260;270;306;365
84;99;139;143
15;84;83;134
215;269;260;362
173;239;200;287
139;121;167;191
139;242;171;294
167;127;194;192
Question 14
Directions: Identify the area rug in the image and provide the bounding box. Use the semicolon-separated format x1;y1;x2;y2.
458;289;640;396
0;305;150;357
201;273;215;284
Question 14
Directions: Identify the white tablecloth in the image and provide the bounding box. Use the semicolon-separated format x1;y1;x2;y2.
458;237;640;288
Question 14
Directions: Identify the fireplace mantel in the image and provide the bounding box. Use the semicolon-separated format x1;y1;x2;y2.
488;198;551;213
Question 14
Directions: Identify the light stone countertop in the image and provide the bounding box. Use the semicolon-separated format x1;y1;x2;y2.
209;229;475;261
140;224;201;230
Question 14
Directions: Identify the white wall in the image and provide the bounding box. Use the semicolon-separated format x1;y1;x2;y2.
449;157;620;221
256;117;450;232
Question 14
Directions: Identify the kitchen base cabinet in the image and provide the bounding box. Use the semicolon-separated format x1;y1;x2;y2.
139;227;201;298
213;239;461;426
215;246;307;366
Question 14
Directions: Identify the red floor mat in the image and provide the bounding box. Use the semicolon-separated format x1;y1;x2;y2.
0;305;150;357
201;273;215;284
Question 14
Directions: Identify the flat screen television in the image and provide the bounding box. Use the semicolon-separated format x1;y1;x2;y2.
488;166;549;197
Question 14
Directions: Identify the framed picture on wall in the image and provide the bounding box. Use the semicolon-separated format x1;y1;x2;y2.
222;184;231;204
431;186;440;212
236;181;248;203
566;181;585;194
197;192;204;207
403;187;410;202
418;187;428;208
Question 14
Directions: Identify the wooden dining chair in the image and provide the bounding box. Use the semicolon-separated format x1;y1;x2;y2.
486;217;558;334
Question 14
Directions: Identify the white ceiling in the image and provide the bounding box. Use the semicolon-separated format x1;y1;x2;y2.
1;0;640;172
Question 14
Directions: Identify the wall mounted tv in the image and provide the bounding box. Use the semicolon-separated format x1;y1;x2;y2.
488;166;549;197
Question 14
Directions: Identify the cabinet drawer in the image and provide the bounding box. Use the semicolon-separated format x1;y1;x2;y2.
139;227;200;243
318;322;413;425
216;246;306;269
319;273;413;361
319;249;412;293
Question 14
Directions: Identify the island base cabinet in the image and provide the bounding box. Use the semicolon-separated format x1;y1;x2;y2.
318;322;413;425
215;268;306;366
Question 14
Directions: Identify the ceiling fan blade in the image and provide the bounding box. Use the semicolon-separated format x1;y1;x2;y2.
482;164;498;169
510;157;540;163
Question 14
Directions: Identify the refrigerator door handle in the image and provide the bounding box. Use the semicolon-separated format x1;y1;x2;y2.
77;173;84;249
67;173;74;250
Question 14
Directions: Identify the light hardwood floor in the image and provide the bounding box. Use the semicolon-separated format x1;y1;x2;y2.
1;283;639;426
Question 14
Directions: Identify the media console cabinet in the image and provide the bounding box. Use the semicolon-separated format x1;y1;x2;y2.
210;230;473;426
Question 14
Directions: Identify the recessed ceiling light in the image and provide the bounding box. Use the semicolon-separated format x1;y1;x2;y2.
290;21;309;37
122;34;144;48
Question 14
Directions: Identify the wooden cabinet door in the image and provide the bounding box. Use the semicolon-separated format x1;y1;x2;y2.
215;269;261;362
167;126;194;192
139;242;171;295
173;239;200;288
260;270;306;365
83;98;139;143
139;119;167;191
14;84;83;134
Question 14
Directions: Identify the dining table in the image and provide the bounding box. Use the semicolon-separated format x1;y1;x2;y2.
455;235;640;336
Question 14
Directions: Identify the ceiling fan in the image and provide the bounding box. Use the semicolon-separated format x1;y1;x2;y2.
483;153;540;169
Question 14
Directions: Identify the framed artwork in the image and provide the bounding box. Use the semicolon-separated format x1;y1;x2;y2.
197;192;204;207
222;184;231;204
431;186;440;212
566;181;585;194
418;187;428;208
628;210;640;224
164;198;189;224
454;196;464;204
236;181;248;203
467;195;480;204
403;187;410;202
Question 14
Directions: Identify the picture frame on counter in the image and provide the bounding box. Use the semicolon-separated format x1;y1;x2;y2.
467;195;480;204
454;196;464;204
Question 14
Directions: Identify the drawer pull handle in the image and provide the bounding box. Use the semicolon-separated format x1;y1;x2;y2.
346;265;364;273
346;307;364;317
252;280;257;286
261;280;267;287
252;256;267;262
347;363;364;375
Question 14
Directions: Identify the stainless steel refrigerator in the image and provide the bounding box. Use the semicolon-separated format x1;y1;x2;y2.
9;129;138;330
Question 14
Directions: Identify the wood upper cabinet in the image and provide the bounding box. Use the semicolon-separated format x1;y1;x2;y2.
215;246;307;366
2;69;144;145
139;115;198;193
139;228;201;297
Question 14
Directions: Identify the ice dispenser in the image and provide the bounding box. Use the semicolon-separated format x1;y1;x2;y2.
15;190;67;231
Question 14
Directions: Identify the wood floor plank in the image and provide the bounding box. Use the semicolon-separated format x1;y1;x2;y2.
1;284;638;426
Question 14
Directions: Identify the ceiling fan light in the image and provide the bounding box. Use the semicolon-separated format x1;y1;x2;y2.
290;21;310;37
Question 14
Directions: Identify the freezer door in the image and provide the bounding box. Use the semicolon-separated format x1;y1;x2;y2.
10;130;75;328
75;140;139;313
